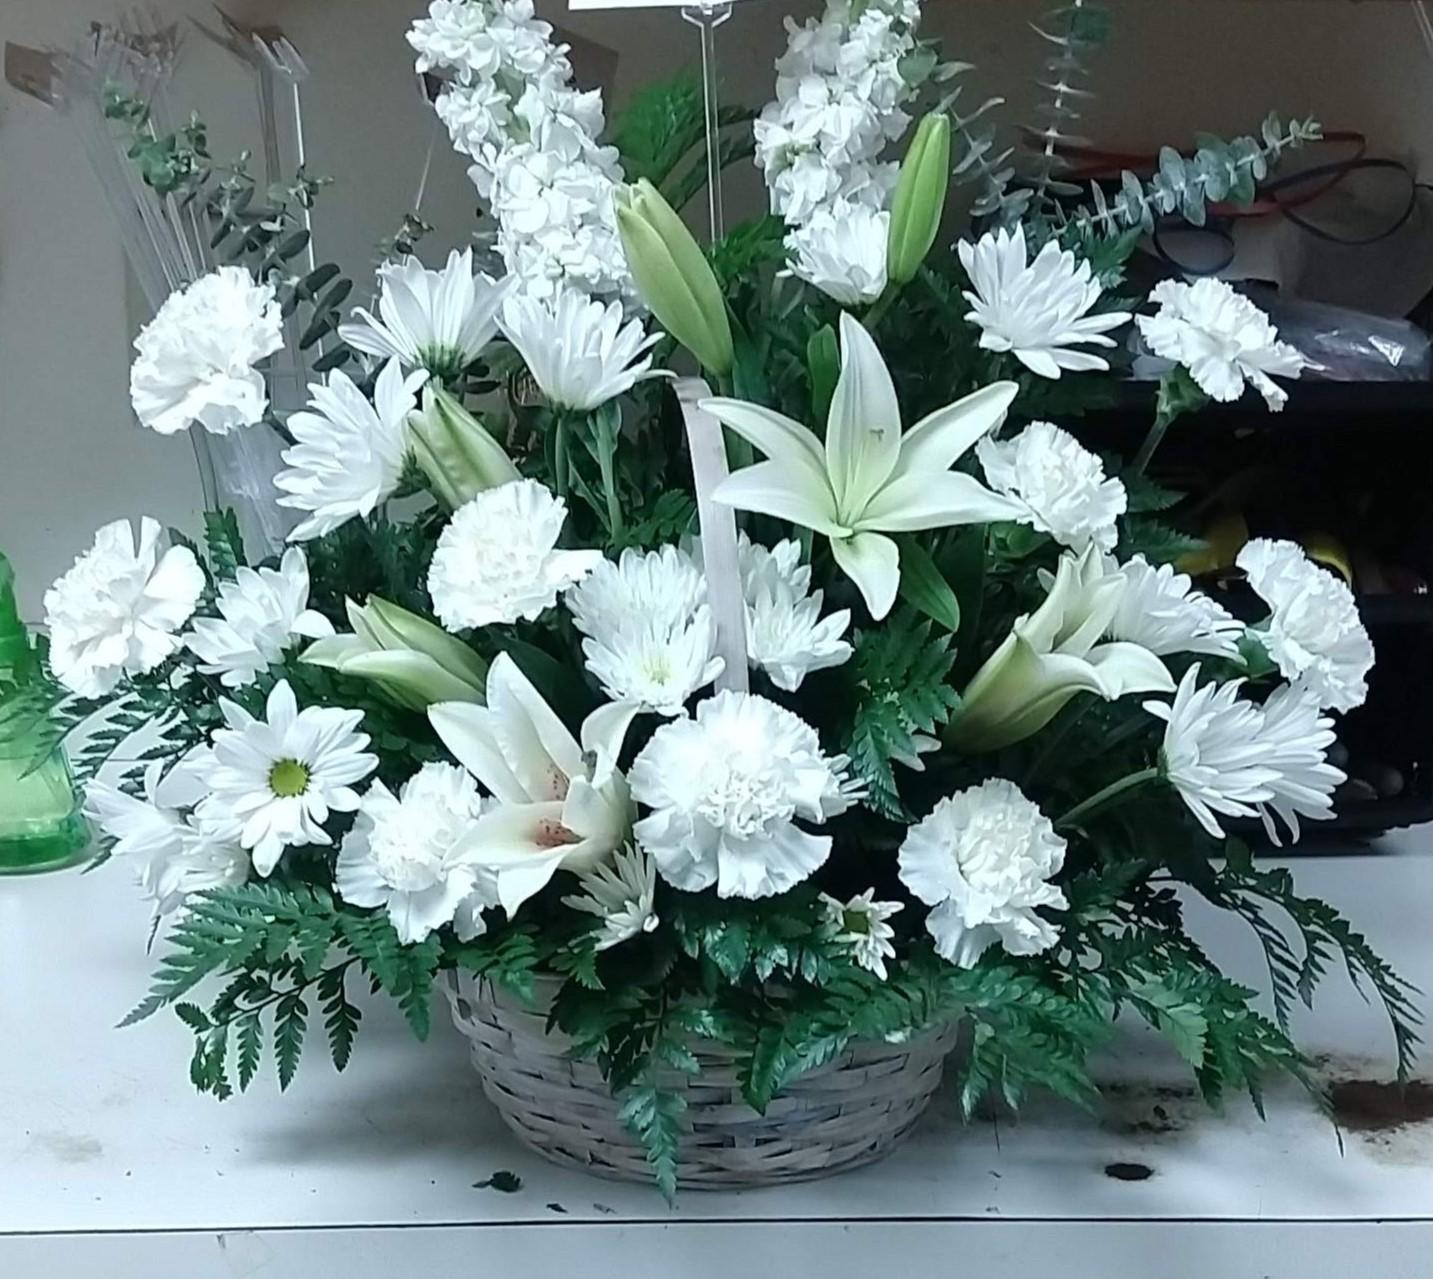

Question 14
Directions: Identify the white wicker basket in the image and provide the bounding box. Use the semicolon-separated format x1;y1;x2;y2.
446;970;960;1188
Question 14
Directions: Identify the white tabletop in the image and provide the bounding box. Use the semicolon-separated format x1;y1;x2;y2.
3;830;1432;1277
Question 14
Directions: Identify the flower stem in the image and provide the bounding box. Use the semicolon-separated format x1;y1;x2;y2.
1131;406;1175;476
598;429;623;541
1056;767;1160;829
552;412;570;498
862;282;900;333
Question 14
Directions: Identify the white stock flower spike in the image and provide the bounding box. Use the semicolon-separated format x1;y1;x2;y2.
1237;538;1373;712
562;846;660;951
977;420;1127;552
339;249;510;382
44;517;205;698
959;224;1131;378
898;779;1068;969
1106;555;1244;660
429;652;635;918
428;479;603;630
185;548;334;688
629;690;858;900
498;289;659;411
195;680;377;877
820;889;902;980
336;763;491;944
707;312;1021;620
276;359;430;542
129;266;283;436
1137;278;1306;411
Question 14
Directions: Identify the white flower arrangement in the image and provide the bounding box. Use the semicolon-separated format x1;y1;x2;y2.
58;0;1410;1193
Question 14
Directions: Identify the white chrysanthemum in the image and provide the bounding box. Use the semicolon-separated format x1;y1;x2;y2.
1107;555;1243;660
428;480;602;630
567;546;722;715
630;691;857;900
85;758;248;916
184;548;334;689
786;201;890;306
739;537;852;691
1237;539;1373;712
1254;682;1345;845
129;266;283;436
195;680;376;876
958;224;1132;379
275;359;430;543
336;763;488;944
44;517;205;698
1136;278;1307;411
977;420;1127;552
820;889;902;980
898;779;1068;968
338;249;509;382
498;290;658;411
562;846;660;951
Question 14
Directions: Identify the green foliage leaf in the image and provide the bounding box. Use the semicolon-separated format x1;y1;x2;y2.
897;538;962;632
1118;517;1205;567
274;993;308;1091
618;1085;686;1203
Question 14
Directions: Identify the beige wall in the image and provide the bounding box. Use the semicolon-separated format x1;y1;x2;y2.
2;0;1429;615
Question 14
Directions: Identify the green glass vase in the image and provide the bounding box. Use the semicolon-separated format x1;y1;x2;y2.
0;552;88;874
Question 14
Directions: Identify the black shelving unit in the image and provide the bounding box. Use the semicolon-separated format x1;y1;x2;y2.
1089;378;1433;835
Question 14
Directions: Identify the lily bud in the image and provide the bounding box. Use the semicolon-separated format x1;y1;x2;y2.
887;114;952;286
409;385;520;511
614;179;734;377
303;596;487;711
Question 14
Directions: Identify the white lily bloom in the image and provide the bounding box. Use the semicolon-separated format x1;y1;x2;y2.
336;763;490;944
786;202;890;306
1145;665;1344;843
1137;278;1306;411
1107;555;1244;660
629;690;858;900
498;289;659;411
129;266;284;436
194;680;377;876
338;249;510;381
429;653;635;917
1237;538;1373;713
85;757;248;916
707;312;1021;620
562;846;660;951
953;544;1174;752
276;359;430;542
428;479;603;630
977;420;1127;552
820;889;902;980
958;224;1132;379
44;517;206;698
185;548;334;688
898;779;1068;968
739;537;852;691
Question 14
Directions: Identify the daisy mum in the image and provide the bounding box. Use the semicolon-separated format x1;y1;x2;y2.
1237;538;1373;712
630;691;858;900
44;516;205;698
185;547;334;688
428;479;603;630
958;224;1131;378
820;889;902;980
738;536;852;692
977;420;1128;552
129;266;283;436
562;846;660;951
336;763;490;944
1106;555;1244;660
195;680;377;876
898;779;1068;968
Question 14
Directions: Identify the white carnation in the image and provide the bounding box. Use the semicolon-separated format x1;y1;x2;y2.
428;479;602;630
129;266;283;436
898;779;1068;968
630;691;857;900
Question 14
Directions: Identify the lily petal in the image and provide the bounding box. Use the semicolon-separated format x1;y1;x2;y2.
826;313;903;516
700;398;827;474
859;470;1023;533
830;530;901;620
429;701;529;804
581;699;642;788
713;460;846;537
485;653;585;794
454;803;574;917
1086;642;1176;698
892;382;1020;481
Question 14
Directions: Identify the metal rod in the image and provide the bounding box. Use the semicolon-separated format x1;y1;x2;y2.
681;2;733;242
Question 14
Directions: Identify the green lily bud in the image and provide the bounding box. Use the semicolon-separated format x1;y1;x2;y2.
887;114;952;286
614;179;734;377
408;385;520;511
303;596;487;712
